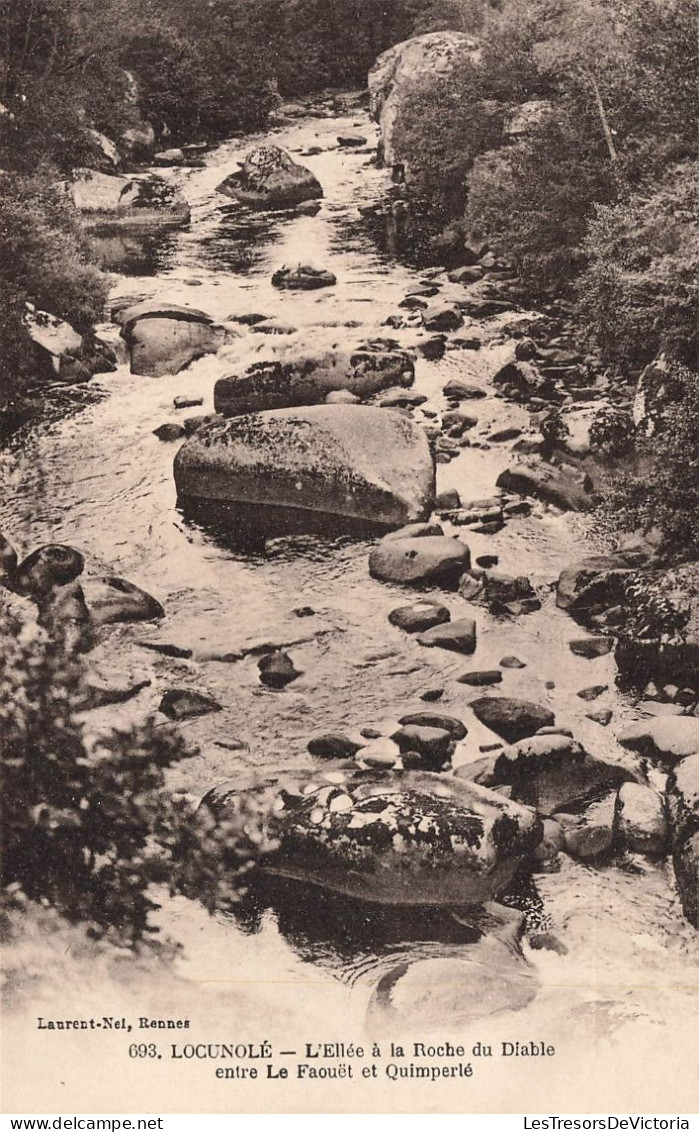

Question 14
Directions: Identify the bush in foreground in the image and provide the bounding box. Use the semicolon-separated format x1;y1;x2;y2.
0;606;278;947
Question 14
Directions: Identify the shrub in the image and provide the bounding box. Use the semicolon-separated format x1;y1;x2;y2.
539;410;570;457
120;27;274;140
392;59;504;228
597;362;699;557
0;172;107;334
588;408;635;458
0;606;278;946
577;164;699;368
465;102;618;295
620;569;693;643
0;172;108;416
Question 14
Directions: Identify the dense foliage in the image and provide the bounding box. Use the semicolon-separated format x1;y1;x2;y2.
390;0;698;364
0;172;108;421
578;166;698;369
0;0;417;168
384;0;698;564
0;0;424;424
0;606;279;946
598;364;699;558
389;60;504;220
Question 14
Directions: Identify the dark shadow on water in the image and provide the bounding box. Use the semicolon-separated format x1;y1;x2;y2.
225;874;485;971
91;230;179;276
217;862;546;982
177;496;385;558
196;206;288;274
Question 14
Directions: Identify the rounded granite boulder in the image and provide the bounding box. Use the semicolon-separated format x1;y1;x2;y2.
201;767;543;906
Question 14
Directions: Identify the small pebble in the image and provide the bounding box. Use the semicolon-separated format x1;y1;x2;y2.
458;670;502;687
577;684;608;701
586;708;613;726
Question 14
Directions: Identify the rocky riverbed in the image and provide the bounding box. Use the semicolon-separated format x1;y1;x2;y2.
1;97;698;1101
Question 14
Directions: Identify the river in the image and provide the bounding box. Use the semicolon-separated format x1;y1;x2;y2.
2;104;697;1112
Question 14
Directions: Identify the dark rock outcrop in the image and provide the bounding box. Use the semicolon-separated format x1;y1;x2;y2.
217;146;323;209
485;735;633;815
469;697;555;744
496;460;594;512
159;689;223;720
214;352;414;417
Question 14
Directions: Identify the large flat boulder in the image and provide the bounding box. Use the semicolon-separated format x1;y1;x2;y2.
116;302;230;378
556;551;651;612
369;32;480;168
214;351;415;417
271;264;336;290
174;404;435;528
114;301;214;332
202;767;542;905
217;146;323;209
68;169;190;230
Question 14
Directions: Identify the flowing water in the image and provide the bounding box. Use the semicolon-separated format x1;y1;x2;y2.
2;105;697;1111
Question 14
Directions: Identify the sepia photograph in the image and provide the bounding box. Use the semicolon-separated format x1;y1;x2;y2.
0;0;697;1117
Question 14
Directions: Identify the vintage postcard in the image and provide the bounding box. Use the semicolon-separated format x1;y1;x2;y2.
1;0;697;1116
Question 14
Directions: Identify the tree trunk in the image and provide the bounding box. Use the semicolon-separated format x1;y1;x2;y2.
587;69;619;165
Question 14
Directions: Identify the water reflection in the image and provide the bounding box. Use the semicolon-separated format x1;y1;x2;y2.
177;496;388;553
92;230;180;276
195;206;287;275
225;874;484;967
